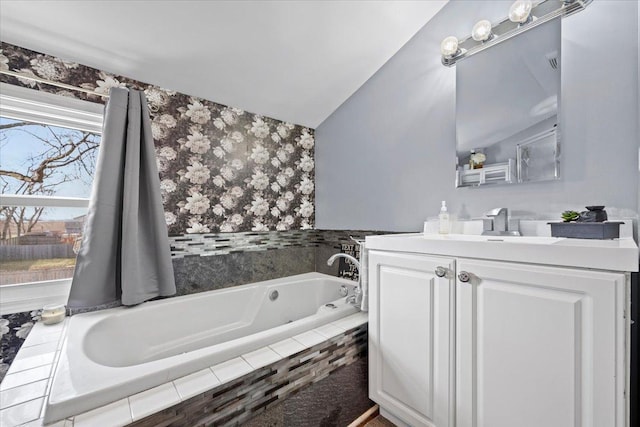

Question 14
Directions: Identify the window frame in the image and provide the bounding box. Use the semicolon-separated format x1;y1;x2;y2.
0;83;103;315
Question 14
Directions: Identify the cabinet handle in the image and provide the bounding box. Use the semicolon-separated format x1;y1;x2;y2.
435;266;447;277
458;271;471;282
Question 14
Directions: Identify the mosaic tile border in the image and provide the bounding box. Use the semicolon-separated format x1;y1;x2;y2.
169;230;317;258
169;229;392;258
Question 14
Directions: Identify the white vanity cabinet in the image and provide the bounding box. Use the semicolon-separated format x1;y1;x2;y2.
366;233;636;427
368;250;455;427
455;259;626;427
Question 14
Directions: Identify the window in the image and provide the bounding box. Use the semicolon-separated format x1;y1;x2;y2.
0;83;103;314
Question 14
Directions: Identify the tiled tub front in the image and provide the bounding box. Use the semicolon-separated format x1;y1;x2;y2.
130;320;368;426
0;312;368;426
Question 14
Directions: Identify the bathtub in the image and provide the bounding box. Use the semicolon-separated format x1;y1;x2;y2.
44;272;358;423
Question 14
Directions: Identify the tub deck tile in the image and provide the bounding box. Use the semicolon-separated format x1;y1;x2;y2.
211;357;253;384
0;379;48;409
14;416;72;427
8;352;56;374
332;311;368;331
0;396;44;426
0;320;69;426
314;323;345;339
43;354;60;400
22;330;63;349
242;347;282;370
128;383;181;422
172;368;221;401
268;338;305;358
9;342;57;362
0;364;52;391
74;398;131;427
291;330;325;348
29;321;67;338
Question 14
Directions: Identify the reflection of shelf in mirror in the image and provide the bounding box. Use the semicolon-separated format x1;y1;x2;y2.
457;159;515;187
517;127;559;183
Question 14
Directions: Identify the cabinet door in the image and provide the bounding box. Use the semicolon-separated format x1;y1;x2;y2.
456;259;626;427
369;250;455;427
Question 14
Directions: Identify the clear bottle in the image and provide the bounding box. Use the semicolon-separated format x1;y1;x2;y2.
439;201;450;234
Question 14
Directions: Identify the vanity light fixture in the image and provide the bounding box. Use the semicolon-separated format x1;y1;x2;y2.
509;0;533;24
440;0;592;67
440;36;461;58
471;20;494;42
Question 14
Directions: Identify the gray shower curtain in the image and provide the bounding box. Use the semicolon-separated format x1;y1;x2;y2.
67;87;176;309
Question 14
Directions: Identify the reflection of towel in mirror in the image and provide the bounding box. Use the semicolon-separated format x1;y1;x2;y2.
359;244;369;312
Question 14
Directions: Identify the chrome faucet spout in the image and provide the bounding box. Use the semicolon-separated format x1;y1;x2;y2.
327;253;362;306
482;207;520;236
327;253;361;270
486;207;508;217
486;208;508;233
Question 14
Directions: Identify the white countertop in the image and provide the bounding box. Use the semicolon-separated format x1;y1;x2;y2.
366;233;639;272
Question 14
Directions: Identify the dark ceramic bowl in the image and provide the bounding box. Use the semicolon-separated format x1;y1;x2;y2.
585;206;605;211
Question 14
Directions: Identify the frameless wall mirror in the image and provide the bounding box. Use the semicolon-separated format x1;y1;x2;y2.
455;19;560;188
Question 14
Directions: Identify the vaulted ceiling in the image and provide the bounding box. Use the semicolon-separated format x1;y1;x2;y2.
0;0;448;128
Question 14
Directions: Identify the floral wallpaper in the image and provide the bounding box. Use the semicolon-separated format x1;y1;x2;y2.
0;311;39;382
0;42;315;234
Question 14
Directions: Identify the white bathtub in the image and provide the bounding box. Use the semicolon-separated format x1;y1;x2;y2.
44;272;358;423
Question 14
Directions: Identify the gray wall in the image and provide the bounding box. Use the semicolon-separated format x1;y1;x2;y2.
316;0;639;231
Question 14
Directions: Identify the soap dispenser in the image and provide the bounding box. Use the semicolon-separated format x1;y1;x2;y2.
439;201;450;234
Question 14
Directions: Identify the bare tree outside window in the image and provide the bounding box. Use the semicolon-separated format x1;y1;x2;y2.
0;117;100;285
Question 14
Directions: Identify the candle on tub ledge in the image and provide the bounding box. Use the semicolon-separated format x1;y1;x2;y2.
41;304;66;325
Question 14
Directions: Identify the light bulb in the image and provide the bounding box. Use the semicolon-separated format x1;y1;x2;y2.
440;36;459;57
509;0;533;24
471;20;493;42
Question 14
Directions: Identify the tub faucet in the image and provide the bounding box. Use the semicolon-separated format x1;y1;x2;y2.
327;253;362;306
482;207;521;236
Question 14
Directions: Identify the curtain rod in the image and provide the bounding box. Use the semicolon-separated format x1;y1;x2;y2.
0;69;110;99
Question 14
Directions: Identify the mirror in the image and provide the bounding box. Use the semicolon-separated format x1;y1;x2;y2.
455;19;561;187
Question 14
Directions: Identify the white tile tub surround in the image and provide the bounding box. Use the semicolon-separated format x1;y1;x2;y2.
128;383;181;422
268;338;306;358
0;397;46;426
209;357;254;384
241;347;282;370
291;330;327;348
0;365;52;391
73;399;131;427
314;323;346;339
0;311;368;426
0;380;48;409
44;272;360;424
0;320;68;427
172;369;220;401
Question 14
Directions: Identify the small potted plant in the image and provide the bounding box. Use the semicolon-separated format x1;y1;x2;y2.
561;210;580;222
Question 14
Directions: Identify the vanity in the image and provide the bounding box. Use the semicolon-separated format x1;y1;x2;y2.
365;232;638;427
